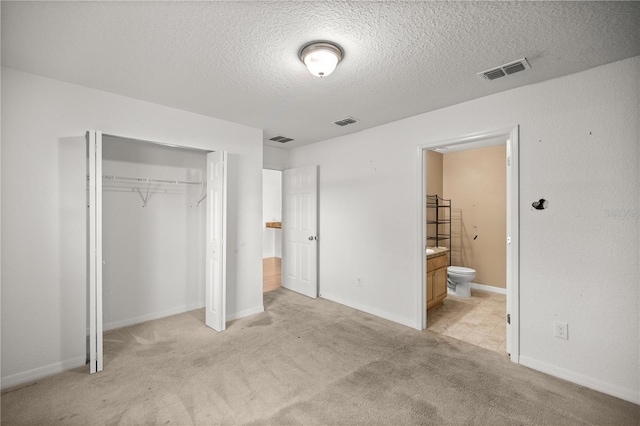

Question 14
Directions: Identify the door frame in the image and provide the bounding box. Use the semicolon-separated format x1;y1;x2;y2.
417;126;520;363
262;165;285;311
87;130;103;373
261;167;284;291
263;164;320;300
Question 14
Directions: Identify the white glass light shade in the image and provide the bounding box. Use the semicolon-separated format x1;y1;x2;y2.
300;42;343;78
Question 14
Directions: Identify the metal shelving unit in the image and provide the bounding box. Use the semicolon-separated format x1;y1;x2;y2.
426;194;451;265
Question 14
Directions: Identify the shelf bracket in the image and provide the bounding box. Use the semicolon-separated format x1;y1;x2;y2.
135;180;152;207
196;184;207;207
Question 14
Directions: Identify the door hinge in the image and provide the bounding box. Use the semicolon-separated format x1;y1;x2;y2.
507;313;511;325
507;156;511;166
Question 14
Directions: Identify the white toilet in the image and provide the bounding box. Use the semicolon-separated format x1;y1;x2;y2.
447;266;476;298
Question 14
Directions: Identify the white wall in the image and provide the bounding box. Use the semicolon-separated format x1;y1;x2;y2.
1;68;264;388
288;57;640;403
102;138;207;330
263;145;289;170
262;169;282;258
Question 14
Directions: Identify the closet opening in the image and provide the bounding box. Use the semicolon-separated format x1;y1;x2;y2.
101;135;208;330
87;131;227;373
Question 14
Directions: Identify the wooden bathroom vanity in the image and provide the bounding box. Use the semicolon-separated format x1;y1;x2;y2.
427;249;449;310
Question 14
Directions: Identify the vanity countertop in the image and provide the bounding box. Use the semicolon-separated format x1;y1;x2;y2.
426;247;449;260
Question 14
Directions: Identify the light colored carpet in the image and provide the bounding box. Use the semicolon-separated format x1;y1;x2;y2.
2;288;638;425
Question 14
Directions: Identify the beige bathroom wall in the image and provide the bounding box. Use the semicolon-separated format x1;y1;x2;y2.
426;150;443;197
443;144;506;288
426;151;444;249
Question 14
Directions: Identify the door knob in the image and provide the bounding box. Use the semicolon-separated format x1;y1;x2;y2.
308;236;317;241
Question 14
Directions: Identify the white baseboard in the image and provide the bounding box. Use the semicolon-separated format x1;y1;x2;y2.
226;305;264;322
103;302;266;331
5;303;265;391
104;302;205;331
320;292;416;329
519;356;640;405
471;282;507;295
1;356;86;391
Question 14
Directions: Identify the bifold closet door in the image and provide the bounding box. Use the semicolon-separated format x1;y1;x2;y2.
205;151;228;332
86;130;103;374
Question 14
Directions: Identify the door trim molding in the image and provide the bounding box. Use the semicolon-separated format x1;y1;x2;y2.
86;130;103;374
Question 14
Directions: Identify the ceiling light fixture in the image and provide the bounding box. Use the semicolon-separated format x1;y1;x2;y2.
299;41;343;78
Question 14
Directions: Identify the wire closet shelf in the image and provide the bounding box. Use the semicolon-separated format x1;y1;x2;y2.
97;174;206;207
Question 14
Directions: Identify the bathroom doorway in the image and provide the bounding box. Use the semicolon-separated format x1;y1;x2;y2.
418;127;520;363
262;169;283;292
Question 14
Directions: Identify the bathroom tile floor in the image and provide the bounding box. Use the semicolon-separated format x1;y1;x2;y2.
427;289;507;354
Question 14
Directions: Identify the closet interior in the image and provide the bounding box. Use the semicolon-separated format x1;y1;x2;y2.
101;136;208;331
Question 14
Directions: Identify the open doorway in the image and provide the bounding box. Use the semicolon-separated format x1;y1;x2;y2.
426;140;507;354
262;165;319;298
263;169;282;292
418;127;520;363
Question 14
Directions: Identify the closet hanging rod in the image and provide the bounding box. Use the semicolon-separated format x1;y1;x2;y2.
102;175;204;186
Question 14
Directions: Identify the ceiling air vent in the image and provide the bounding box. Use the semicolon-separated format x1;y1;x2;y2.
479;58;530;81
504;62;526;75
268;135;294;143
334;116;359;127
484;68;505;80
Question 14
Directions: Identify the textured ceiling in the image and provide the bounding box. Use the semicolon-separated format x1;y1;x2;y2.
2;1;639;149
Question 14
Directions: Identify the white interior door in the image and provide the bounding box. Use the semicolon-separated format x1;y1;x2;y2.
205;151;228;331
87;130;103;374
282;165;318;298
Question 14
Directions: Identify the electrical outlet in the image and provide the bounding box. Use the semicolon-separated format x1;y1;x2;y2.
554;321;568;340
357;278;363;287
